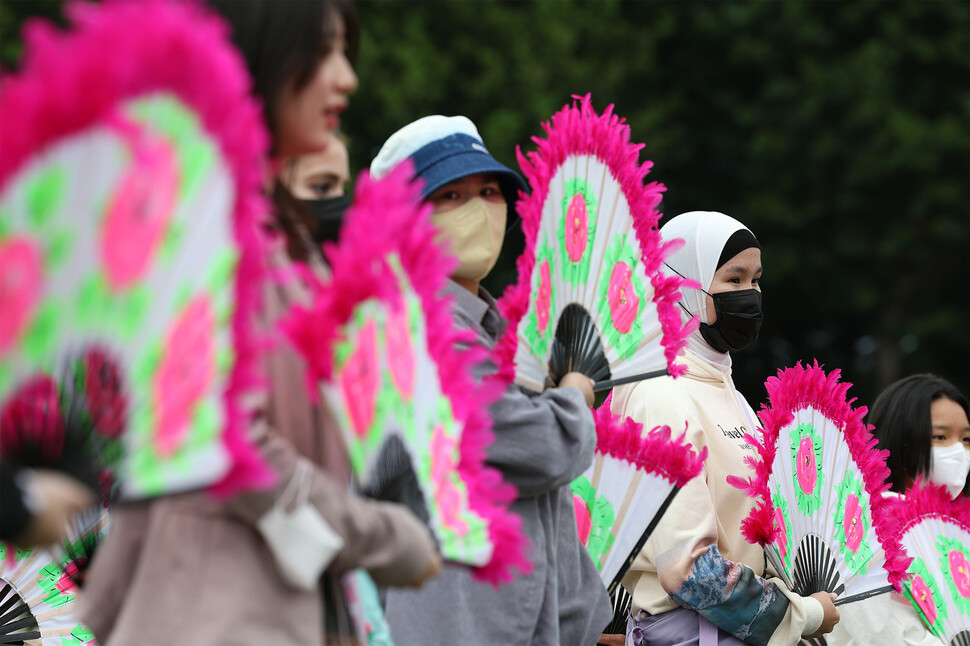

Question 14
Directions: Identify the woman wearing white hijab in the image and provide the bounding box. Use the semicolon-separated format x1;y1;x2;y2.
611;212;840;646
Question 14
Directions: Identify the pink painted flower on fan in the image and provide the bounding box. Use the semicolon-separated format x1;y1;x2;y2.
56;560;84;595
607;261;639;334
564;193;589;262
950;550;970;599
773;507;788;559
573;495;592;545
84;348;127;438
842;493;865;553
0;236;43;356
0;374;64;460
385;303;415;401
340;320;379;438
430;423;469;535
796;436;818;495
535;260;552;334
911;575;938;625
100;129;178;291
153;296;215;457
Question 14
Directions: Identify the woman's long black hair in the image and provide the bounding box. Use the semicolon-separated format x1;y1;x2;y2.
208;0;358;260
868;373;970;497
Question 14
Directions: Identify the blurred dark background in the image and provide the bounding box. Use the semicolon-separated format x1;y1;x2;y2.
4;0;967;411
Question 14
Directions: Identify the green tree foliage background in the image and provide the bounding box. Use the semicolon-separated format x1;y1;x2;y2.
3;0;967;408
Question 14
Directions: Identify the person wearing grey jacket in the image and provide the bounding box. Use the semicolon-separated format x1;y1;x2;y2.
370;115;612;645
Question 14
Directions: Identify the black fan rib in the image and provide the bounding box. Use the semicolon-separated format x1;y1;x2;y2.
792;534;845;598
549;304;611;387
0;580;40;644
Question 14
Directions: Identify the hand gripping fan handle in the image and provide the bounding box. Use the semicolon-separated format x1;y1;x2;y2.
594;368;668;393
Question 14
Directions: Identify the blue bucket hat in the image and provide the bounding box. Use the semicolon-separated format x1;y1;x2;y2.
371;115;527;210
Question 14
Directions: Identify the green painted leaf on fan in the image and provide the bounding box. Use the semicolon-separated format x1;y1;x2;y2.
904;556;947;636
789;422;825;515
159;219;183;262
770;485;794;575
37;561;74;607
0;541;32;563
63;624;97;646
129;442;165;497
0;210;10;239
0;363;13;400
833;469;873;575
189;398;221;446
216;345;234;375
99;436;125;471
206;249;238;292
937;534;970;615
77;274;112;326
120;285;151;338
523;240;557;360
22;301;60;363
558;178;598;286
46;231;73;269
596;234;647;360
134;342;162;389
26;165;67;229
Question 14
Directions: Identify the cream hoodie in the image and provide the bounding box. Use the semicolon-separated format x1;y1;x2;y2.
612;350;824;646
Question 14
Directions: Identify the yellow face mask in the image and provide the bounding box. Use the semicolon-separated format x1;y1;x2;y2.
430;197;507;281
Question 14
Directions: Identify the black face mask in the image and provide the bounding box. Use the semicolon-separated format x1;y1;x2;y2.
698;288;763;353
301;195;351;245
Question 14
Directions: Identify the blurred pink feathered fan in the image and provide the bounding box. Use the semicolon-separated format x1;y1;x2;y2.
729;361;907;605
0;0;274;500
889;482;970;645
279;162;529;586
495;95;695;392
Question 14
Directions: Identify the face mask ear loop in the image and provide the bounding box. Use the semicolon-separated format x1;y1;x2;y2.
664;262;708;321
664;262;713;298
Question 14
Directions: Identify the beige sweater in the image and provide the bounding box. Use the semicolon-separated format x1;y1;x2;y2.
611;350;823;645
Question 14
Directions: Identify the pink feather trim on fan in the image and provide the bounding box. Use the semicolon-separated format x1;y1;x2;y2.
592;393;706;487
0;0;274;497
493;94;695;385
278;161;530;586
727;360;909;588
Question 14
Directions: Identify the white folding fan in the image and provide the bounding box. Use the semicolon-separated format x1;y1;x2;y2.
279;161;528;586
0;542;95;645
892;482;970;645
0;0;274;500
729;361;906;605
570;395;706;595
495;95;695;392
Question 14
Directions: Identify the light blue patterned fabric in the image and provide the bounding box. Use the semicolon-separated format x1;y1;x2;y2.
669;545;789;646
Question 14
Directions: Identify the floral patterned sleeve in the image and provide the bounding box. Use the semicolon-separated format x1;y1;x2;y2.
668;544;790;646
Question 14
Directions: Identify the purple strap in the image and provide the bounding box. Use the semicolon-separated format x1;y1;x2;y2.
699;616;719;646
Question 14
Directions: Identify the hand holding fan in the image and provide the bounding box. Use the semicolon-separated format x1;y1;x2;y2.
495;95;695;392
0;0;275;500
570;395;706;595
892;482;970;645
729;361;906;605
279;161;528;586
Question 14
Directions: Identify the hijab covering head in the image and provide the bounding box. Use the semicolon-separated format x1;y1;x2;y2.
660;211;760;369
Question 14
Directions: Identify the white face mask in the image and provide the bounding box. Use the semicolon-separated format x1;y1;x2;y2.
431;197;507;281
929;443;970;498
